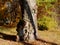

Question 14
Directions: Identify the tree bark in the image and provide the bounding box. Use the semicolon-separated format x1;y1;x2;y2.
16;0;38;42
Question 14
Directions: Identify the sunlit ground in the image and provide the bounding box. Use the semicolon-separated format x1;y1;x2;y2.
0;26;17;35
0;26;60;45
38;30;60;45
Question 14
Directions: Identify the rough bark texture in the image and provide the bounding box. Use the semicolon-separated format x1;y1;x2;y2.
16;0;38;42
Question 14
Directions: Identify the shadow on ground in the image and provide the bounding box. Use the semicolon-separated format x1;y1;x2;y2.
0;32;16;41
0;32;58;45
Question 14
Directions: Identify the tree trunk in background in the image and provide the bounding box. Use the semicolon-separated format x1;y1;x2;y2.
16;0;38;42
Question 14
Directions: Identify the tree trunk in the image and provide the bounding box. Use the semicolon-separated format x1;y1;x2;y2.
16;0;38;42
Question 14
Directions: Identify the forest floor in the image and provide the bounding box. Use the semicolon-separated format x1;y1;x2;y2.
0;26;60;45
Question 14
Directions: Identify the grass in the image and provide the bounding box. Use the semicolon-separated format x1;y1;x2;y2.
38;30;60;44
0;26;17;35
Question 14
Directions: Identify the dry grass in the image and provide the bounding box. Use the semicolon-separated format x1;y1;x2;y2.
38;30;60;45
0;26;60;45
0;26;17;35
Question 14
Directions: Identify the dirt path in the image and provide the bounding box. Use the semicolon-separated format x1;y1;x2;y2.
0;38;23;45
0;38;58;45
0;31;58;45
0;31;59;45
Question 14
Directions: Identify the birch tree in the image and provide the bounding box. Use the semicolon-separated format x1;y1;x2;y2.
16;0;38;42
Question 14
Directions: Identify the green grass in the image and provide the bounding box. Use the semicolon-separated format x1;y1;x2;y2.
38;16;58;30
